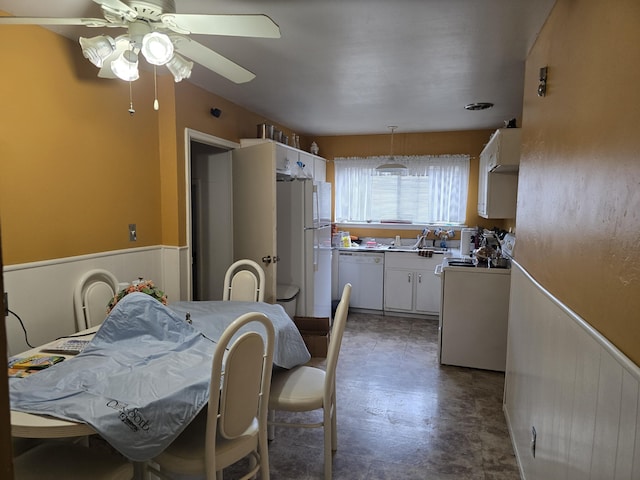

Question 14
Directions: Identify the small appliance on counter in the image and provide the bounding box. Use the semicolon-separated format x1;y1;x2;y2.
460;228;475;256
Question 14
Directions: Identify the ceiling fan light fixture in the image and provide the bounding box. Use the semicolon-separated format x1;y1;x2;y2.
111;50;140;81
166;54;193;82
0;2;282;86
79;35;116;68
141;32;174;66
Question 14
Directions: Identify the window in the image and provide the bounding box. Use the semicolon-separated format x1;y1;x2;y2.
334;155;469;225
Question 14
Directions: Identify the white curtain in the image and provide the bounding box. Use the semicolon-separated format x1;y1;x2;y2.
334;155;469;224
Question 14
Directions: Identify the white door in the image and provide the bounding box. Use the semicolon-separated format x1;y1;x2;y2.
232;143;277;303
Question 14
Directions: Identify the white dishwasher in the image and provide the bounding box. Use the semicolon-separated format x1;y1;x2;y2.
338;251;384;310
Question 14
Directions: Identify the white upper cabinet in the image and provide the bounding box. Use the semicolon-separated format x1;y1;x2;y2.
240;139;327;182
313;156;326;182
295;151;315;179
477;128;521;219
484;128;522;173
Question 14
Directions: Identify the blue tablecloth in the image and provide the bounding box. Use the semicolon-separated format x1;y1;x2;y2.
168;300;310;369
9;293;310;461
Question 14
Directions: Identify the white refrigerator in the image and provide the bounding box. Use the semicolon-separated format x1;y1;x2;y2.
277;179;332;318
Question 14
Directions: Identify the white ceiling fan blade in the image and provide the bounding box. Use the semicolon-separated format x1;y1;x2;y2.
0;17;113;27
92;0;138;21
161;14;280;38
172;36;256;84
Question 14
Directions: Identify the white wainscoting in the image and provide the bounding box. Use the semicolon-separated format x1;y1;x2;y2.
505;262;640;480
3;246;187;356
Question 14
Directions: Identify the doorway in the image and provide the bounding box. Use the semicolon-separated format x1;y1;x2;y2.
185;130;239;301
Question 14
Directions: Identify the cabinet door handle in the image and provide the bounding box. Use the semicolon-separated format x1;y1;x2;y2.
418;274;422;283
407;273;412;283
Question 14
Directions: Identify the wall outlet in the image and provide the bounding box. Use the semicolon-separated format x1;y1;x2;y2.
129;224;137;242
531;426;537;458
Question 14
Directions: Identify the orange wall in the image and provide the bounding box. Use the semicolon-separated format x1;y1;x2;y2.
171;83;274;246
0;23;162;265
0;21;299;264
516;0;640;363
316;130;508;239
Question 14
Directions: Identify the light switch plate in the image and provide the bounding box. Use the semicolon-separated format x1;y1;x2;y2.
129;224;137;242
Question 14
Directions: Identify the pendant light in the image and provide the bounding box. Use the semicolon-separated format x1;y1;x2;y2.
375;126;408;175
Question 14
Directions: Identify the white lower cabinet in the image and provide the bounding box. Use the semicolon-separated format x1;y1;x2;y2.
384;252;441;315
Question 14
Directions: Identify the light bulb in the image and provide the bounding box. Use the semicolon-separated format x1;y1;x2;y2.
141;32;174;66
111;50;139;81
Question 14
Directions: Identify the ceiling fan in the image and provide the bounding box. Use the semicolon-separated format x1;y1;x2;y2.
0;0;280;84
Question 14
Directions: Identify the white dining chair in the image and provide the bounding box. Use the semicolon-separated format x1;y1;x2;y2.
147;311;275;480
268;283;352;480
13;441;133;480
73;269;120;331
223;259;266;302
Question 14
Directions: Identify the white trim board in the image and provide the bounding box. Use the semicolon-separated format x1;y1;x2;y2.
3;246;184;356
505;261;640;480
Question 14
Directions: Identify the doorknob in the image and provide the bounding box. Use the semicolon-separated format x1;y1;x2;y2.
262;256;272;264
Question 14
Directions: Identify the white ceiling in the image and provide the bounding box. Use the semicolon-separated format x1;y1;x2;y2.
0;0;556;136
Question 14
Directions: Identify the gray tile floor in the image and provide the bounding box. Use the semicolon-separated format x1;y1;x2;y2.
266;311;521;480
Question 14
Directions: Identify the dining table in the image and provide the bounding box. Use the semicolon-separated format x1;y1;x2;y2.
8;293;310;466
10;325;100;439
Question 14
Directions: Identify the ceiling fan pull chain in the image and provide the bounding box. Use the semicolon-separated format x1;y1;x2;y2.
153;65;159;111
128;79;135;116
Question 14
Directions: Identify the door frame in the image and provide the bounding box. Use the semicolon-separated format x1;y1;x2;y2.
184;129;239;300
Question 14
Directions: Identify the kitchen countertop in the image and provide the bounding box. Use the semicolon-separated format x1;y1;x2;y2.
338;245;459;256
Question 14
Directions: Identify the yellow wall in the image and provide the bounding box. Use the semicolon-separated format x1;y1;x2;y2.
316;130;508;239
516;0;640;363
0;24;162;264
170;83;295;246
0;21;299;264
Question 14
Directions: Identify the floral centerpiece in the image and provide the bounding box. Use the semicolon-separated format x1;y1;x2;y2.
107;278;168;313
